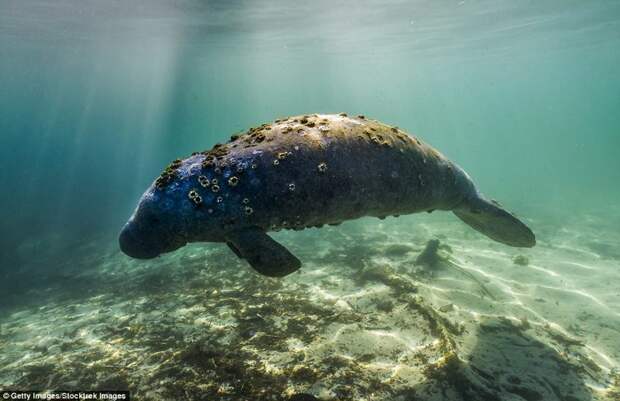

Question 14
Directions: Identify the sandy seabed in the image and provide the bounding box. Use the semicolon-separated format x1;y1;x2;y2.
1;211;619;401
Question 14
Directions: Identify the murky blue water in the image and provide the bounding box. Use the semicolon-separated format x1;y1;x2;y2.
1;1;619;399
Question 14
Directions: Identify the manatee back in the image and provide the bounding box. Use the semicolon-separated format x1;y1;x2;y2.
220;113;466;230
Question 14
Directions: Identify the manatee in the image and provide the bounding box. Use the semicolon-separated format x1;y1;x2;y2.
119;113;535;276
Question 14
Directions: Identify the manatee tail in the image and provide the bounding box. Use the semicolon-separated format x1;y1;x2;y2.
453;194;535;247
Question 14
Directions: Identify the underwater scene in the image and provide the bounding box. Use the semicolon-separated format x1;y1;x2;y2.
1;1;619;400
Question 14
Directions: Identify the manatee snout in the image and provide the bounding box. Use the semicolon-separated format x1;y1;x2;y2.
119;221;161;259
119;212;186;259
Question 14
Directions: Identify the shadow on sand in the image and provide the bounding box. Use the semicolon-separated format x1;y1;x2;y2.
408;317;594;401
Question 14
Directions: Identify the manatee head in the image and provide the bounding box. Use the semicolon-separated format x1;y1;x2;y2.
119;155;246;259
118;156;216;259
119;185;190;259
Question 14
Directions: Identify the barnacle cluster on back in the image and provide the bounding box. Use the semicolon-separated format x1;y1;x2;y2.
229;114;343;150
175;139;259;219
156;113;429;230
157;112;420;190
155;159;182;189
258;114;402;152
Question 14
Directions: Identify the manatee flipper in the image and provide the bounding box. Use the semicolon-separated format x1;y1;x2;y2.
453;194;536;248
225;227;301;277
226;242;243;258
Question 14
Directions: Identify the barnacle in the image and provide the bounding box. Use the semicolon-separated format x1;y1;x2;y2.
288;183;296;191
339;112;347;117
357;115;365;119
228;176;239;186
188;189;202;206
216;196;223;203
198;175;210;187
211;178;219;185
244;206;254;215
273;159;280;166
317;162;327;173
211;184;220;193
277;152;288;160
242;198;250;204
251;163;258;169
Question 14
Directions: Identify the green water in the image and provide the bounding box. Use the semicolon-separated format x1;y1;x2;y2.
1;1;619;400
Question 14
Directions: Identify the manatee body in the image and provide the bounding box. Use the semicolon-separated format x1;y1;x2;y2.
119;113;535;276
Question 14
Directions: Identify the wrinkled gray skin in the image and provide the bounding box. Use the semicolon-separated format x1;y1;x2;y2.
120;114;535;277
